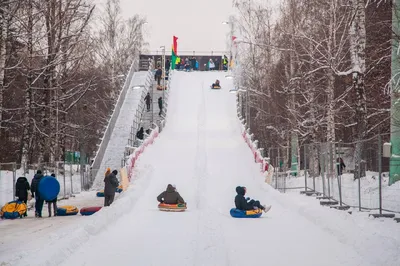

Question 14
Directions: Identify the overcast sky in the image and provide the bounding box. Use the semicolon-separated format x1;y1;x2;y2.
94;0;282;54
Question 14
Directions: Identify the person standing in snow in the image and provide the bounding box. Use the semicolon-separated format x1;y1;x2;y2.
144;92;151;111
104;170;119;206
337;157;346;176
234;186;270;213
209;59;215;71
31;170;44;217
157;184;185;204
136;127;144;140
223;55;228;71
46;173;58;217
158;97;163;116
215;58;220;70
15;176;30;217
155;66;162;86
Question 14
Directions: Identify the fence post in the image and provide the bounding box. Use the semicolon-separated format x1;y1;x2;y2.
304;144;307;192
70;163;73;195
378;134;382;215
321;145;326;196
358;163;362;211
63;166;66;199
336;141;343;206
13;163;16;201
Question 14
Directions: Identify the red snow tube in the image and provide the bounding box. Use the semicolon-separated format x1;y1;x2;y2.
80;206;102;216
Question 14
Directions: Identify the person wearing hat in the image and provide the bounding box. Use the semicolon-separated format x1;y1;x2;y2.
104;170;119;206
157;184;185;204
31;170;44;217
46;173;58;217
15;176;30;217
234;186;271;213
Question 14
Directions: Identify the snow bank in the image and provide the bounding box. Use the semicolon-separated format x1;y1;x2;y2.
238;117;269;174
126;125;160;181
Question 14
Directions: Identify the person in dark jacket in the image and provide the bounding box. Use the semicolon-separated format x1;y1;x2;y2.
337;157;346;176
158;97;163;116
136;127;144;140
144;92;151;111
157;184;185;204
211;79;220;88
215;58;220;70
234;186;270;213
104;170;119;206
165;59;170;71
155;67;162;86
15;176;30;217
31;170;44;217
46;173;58;217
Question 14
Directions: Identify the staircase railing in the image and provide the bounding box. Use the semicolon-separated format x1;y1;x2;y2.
89;57;139;186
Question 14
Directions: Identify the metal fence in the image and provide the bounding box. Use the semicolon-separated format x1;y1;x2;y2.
271;133;400;215
0;162;89;207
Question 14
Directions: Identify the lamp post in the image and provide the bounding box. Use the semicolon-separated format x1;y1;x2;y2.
390;0;400;185
222;17;235;74
160;45;166;119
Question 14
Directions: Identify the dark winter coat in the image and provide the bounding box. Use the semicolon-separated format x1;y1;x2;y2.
15;177;30;200
104;173;119;196
215;59;220;70
158;97;163;109
145;94;151;104
165;60;170;70
155;69;162;78
157;184;185;204
31;173;43;197
136;128;144;140
234;186;253;211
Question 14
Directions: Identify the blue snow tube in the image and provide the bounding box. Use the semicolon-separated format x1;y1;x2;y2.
230;208;263;218
38;176;60;201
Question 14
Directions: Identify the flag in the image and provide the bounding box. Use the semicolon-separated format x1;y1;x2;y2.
171;36;178;70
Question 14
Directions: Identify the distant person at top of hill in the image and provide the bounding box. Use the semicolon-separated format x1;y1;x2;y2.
211;79;220;88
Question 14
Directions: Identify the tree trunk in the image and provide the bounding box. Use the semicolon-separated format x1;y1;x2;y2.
21;0;33;171
349;0;367;179
0;0;8;137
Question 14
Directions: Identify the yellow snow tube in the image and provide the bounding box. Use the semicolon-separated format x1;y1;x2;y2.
56;205;79;216
0;201;27;219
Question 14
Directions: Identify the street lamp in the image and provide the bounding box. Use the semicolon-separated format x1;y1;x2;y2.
160;45;166;118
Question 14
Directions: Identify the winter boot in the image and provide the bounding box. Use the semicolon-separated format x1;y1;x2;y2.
262;205;271;213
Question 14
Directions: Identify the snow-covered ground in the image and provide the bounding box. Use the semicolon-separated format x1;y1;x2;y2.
91;71;150;189
1;71;399;266
281;172;400;213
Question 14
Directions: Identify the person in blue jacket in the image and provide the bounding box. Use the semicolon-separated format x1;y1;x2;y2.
234;186;270;213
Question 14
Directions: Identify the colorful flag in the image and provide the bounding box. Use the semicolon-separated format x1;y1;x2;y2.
171;36;178;70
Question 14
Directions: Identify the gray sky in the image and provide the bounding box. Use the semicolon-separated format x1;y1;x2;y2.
93;0;282;54
119;0;236;54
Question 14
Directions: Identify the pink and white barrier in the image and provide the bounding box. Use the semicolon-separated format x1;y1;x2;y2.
241;126;269;174
126;126;160;181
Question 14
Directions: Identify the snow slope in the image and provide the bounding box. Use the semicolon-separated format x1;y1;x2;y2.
43;71;398;266
91;71;149;189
